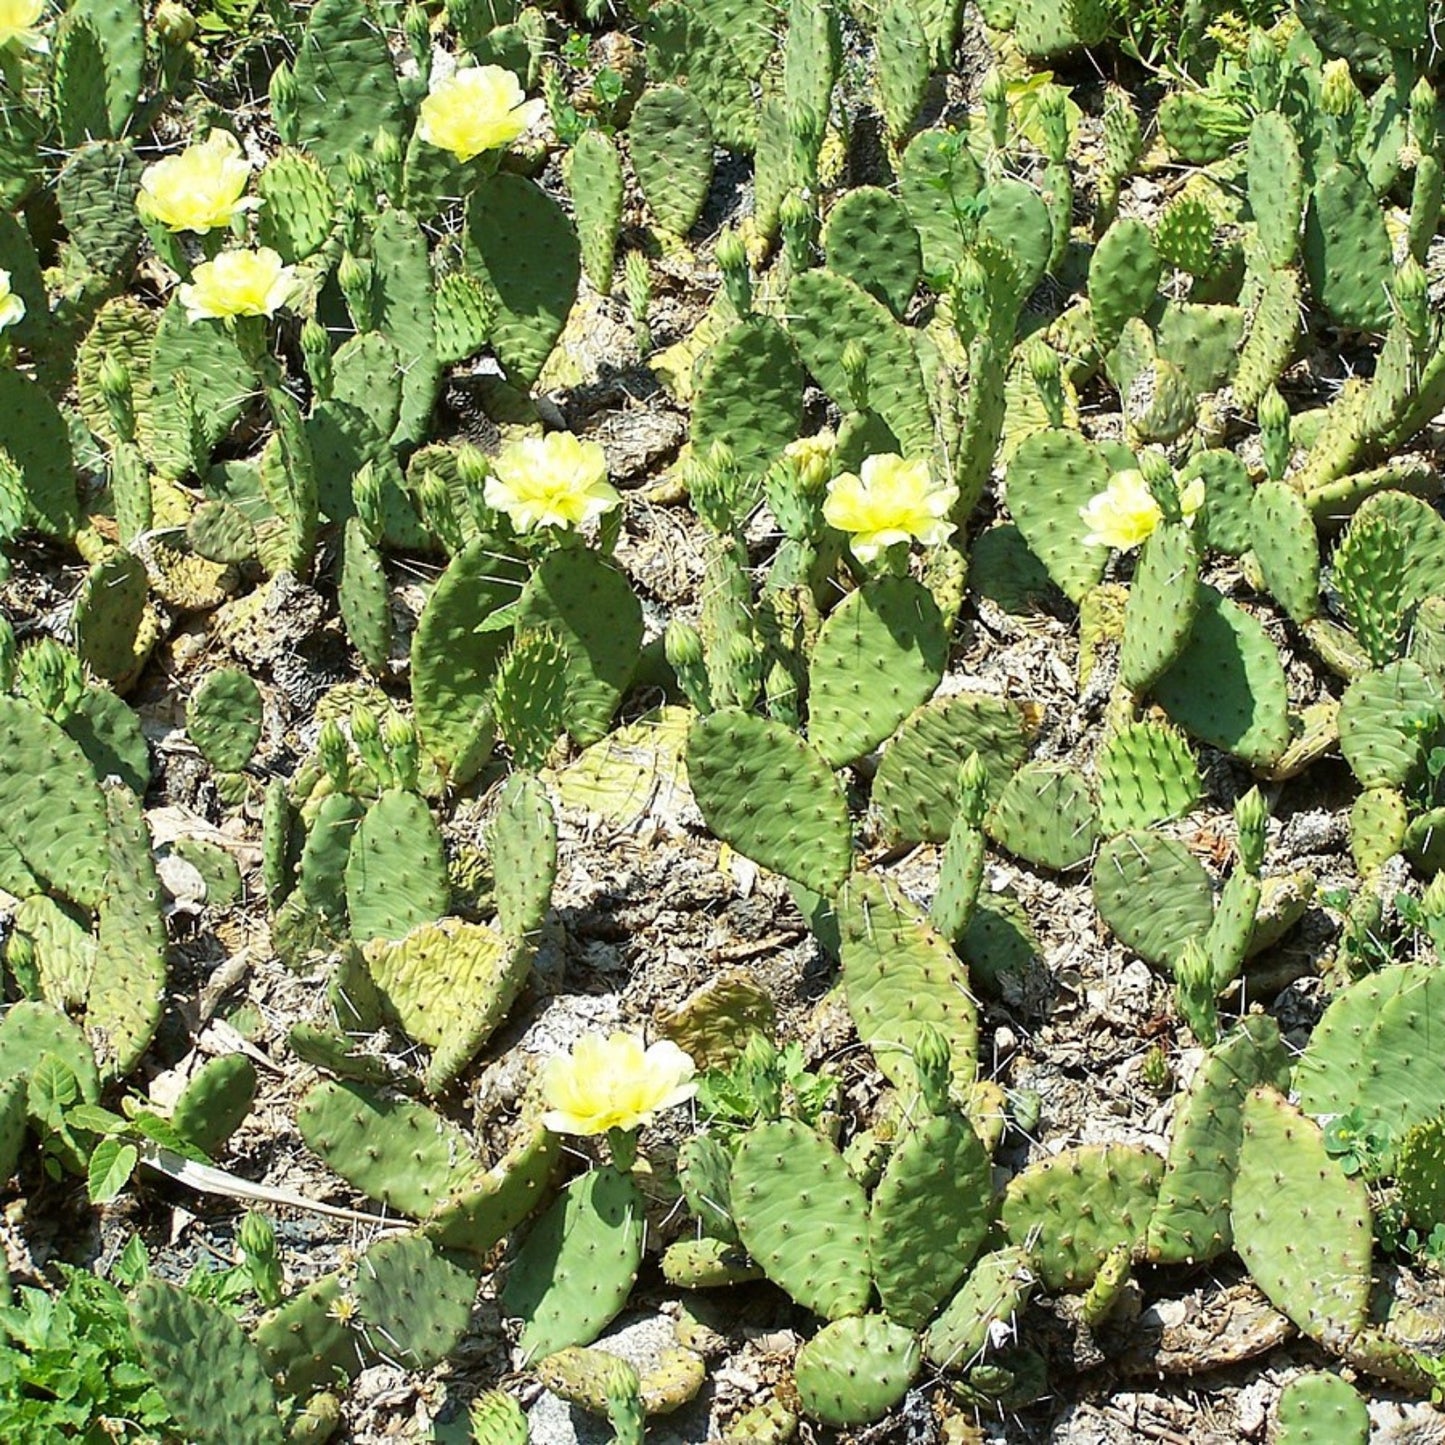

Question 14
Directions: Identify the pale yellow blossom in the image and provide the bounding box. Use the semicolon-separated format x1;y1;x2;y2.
541;1032;697;1137
0;270;24;331
178;247;298;323
417;65;545;163
0;0;47;53
822;453;958;561
138;130;258;235
484;431;620;533
1079;468;1206;551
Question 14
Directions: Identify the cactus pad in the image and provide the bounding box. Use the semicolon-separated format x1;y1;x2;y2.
793;1315;920;1428
1001;1143;1163;1291
1092;829;1214;970
502;1164;646;1361
807;576;947;767
838;873;978;1088
129;1280;284;1444
687;708;852;895
869;1113;993;1327
1147;1016;1290;1264
1232;1087;1372;1350
1151;586;1291;770
731;1117;871;1320
872;691;1034;844
364;920;531;1093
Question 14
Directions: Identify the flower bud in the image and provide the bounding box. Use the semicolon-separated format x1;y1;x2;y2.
349;703;386;778
741;1031;783;1120
780;189;817;276
352;459;385;545
403;3;431;60
715;227;751;315
623;250;651;320
1025;338;1064;426
154;1;196;45
268;58;296;114
372;127;402;173
957;751;989;828
1026;337;1060;391
455;443;490;491
416;468;464;553
238;1209;277;1263
1246;29;1281;109
1035;83;1069;164
98;355;136;442
664;617;704;670
783;430;835;497
1257;383;1290;437
1393;255;1432;354
1320;58;1358;118
1257;385;1291;481
726;631;759;675
1233;786;1268;875
317;718;350;791
981;66;1008;148
300;318;332;400
912;1023;953;1113
1412;76;1438;151
841;340;869;411
1173;937;1218;1047
383;713;418;791
344;151;371;188
99;354;131;403
17;637;83;724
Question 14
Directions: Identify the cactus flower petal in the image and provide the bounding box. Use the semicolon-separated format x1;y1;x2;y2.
418;65;546;163
823;453;957;562
541;1031;697;1136
1080;468;1205;551
138;130;259;235
0;0;48;53
0;270;24;332
177;247;299;322
483;431;620;533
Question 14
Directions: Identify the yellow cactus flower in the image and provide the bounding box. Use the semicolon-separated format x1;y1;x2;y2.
541;1032;697;1137
0;270;24;331
417;65;546;163
1079;468;1206;551
484;431;620;533
822;453;958;562
177;247;298;323
137;130;258;235
0;0;48;53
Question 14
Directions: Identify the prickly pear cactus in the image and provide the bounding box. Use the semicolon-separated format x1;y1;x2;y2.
1147;1017;1291;1265
687;708;852;896
344;789;450;944
1001;1143;1163;1291
1232;1087;1371;1352
502;1165;646;1362
793;1315;921;1428
364;919;531;1092
807;576;947;767
730;1117;871;1320
838;874;978;1089
129;1280;285;1445
186;668;263;774
1273;1372;1369;1445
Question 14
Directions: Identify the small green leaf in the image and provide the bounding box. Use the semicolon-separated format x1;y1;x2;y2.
88;1138;138;1204
67;1104;128;1135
